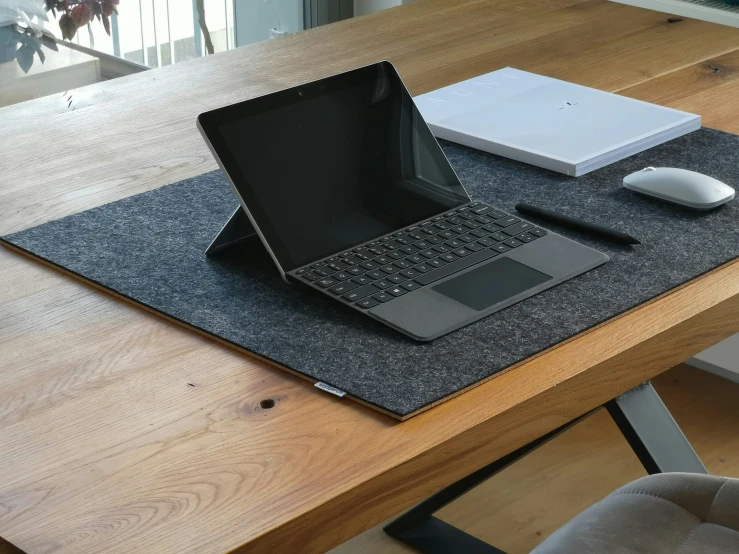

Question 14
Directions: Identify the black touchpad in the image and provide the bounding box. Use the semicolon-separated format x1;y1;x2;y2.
433;258;552;311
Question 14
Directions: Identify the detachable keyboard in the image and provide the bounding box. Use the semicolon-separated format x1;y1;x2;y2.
289;201;550;310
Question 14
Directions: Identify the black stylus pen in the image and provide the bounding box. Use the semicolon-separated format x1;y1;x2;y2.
515;203;641;245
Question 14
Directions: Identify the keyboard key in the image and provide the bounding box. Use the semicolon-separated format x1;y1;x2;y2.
375;279;393;288
433;244;451;253
369;246;389;256
529;228;548;237
450;225;467;234
311;262;325;269
440;252;460;263
516;233;537;243
471;228;489;238
399;245;419;255
357;297;380;309
400;268;420;278
457;212;475;220
457;234;476;243
328;261;348;272
462;220;482;229
355;251;371;260
489;231;508;242
413;263;432;273
395;236;412;245
452;247;473;257
360;260;379;270
419;249;437;259
317;278;337;288
475;215;495;225
427;258;447;268
375;255;392;265
415;249;498;285
387;250;405;260
387;286;408;297
393;259;413;269
408;231;426;241
343;284;381;302
380;265;397;274
492;243;511;253
372;291;393;303
501;221;535;236
466;241;484;252
302;272;320;281
384;240;402;250
387;274;407;284
438;230;458;239
343;255;362;265
493;216;520;228
445;216;463;225
366;270;385;280
434;222;450;231
338;252;350;258
425;235;443;245
333;272;351;281
421;221;434;227
313;267;331;276
352;275;372;285
408;254;425;264
401;281;421;291
477;237;495;247
415;240;432;250
421;227;435;235
347;266;365;276
446;238;465;248
329;281;359;295
470;205;493;215
502;238;524;248
296;268;307;275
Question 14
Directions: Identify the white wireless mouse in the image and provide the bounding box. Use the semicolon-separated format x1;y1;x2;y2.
623;167;735;210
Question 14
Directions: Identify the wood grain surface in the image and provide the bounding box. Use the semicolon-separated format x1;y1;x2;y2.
2;0;739;552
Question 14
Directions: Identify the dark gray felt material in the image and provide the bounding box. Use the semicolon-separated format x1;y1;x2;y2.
4;127;739;417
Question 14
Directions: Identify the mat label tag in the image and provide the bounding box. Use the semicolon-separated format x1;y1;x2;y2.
315;382;346;397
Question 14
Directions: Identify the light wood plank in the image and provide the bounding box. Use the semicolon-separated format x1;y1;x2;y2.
2;0;739;552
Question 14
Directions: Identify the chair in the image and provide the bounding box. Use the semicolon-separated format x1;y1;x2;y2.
532;473;739;553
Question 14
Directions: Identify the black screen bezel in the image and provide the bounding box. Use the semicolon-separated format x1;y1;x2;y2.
197;61;468;273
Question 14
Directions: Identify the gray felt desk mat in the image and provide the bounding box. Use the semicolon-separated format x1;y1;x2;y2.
4;127;739;418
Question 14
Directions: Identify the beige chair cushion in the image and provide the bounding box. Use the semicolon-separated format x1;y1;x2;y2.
531;473;739;554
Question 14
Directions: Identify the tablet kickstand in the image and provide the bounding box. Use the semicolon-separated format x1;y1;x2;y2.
205;206;258;255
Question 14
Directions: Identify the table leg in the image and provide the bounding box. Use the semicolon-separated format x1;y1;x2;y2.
605;382;707;475
384;381;706;553
383;413;593;554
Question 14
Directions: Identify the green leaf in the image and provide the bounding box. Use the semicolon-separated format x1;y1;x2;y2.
16;44;35;74
36;47;45;64
59;13;77;40
40;33;58;52
102;14;110;36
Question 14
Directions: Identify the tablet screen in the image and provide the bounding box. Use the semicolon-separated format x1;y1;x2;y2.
199;62;469;271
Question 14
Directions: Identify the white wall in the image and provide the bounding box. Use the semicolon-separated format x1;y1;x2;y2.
354;0;402;16
234;0;303;47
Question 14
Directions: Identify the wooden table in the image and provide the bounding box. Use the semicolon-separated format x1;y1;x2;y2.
2;1;739;552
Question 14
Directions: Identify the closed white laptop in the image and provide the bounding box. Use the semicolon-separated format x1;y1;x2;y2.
414;68;701;177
